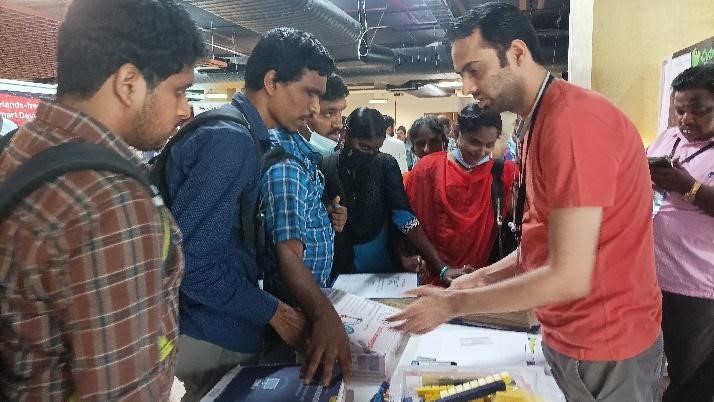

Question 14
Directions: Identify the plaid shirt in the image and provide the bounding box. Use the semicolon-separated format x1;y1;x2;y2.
0;101;184;401
260;129;334;287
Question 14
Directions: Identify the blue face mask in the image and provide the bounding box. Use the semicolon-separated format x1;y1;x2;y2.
452;148;490;170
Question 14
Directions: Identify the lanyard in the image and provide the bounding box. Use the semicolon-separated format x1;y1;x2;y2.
515;72;553;143
669;137;714;165
510;73;554;244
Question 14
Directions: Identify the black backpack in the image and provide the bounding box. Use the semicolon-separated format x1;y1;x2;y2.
147;105;307;296
0;128;167;241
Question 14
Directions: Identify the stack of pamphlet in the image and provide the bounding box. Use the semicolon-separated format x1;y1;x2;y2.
324;288;410;380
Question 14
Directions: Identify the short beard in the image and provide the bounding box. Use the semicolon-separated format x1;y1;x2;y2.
127;93;167;151
487;68;525;114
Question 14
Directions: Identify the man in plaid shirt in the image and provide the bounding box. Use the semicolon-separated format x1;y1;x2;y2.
0;1;205;400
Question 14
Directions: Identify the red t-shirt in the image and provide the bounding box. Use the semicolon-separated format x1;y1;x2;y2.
520;79;662;361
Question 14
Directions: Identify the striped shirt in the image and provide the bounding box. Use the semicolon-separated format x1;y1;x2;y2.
0;101;184;401
260;129;334;287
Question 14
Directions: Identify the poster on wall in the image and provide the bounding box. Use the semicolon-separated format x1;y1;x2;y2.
658;36;714;135
0;79;57;129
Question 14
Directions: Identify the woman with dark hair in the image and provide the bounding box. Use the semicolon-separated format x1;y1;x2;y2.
323;107;466;282
402;116;448;186
408;116;448;160
406;104;518;271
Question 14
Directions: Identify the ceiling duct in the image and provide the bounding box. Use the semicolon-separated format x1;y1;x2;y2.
183;0;394;66
386;80;451;98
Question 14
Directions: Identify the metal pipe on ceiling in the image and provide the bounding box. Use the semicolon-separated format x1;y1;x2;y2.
183;0;395;64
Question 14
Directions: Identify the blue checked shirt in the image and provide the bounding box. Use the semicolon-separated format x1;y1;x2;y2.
260;129;334;287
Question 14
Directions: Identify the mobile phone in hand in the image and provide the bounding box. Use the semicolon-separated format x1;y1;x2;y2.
647;156;672;168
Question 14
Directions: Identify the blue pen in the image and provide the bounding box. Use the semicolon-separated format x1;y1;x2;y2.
370;381;390;402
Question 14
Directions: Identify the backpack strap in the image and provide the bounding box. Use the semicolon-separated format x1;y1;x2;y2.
320;151;345;204
0;141;174;261
148;104;258;209
1;128;174;261
260;145;308;176
490;158;505;259
252;145;310;280
0;141;155;224
0;128;19;153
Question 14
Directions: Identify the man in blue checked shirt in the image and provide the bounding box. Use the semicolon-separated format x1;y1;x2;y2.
262;127;342;286
250;29;350;389
260;130;351;388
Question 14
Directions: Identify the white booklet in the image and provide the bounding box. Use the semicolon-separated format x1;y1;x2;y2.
325;288;410;379
331;273;417;299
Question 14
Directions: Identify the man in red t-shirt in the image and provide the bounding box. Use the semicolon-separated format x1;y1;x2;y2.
387;3;663;401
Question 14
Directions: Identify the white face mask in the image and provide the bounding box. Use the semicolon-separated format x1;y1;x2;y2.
452;148;490;170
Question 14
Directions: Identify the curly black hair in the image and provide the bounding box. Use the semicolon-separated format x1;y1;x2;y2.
346;107;386;140
57;0;205;98
323;73;350;102
447;2;543;67
672;64;714;94
245;27;335;91
457;103;503;136
407;116;447;146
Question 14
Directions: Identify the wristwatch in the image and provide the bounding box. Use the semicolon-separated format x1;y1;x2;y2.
684;181;702;202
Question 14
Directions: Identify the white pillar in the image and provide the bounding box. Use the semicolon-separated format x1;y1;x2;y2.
567;0;594;89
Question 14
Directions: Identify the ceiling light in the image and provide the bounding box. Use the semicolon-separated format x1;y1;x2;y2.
368;98;389;104
418;84;449;97
205;93;228;99
436;80;462;88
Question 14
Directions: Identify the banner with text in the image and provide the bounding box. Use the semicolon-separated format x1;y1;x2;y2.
0;79;56;127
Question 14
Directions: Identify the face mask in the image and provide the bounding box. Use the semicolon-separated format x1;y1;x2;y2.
346;146;375;168
452;148;490;170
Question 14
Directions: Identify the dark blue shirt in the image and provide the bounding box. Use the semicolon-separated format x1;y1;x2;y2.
165;93;278;353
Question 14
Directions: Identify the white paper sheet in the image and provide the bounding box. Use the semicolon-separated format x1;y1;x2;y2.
331;273;418;299
415;324;546;367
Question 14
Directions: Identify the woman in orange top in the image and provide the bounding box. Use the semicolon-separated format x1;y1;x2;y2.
405;104;518;274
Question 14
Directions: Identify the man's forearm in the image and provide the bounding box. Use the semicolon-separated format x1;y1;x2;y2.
275;240;334;319
449;261;588;316
450;208;601;315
